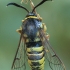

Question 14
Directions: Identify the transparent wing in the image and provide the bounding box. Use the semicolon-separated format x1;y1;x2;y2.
39;28;66;70
11;34;26;70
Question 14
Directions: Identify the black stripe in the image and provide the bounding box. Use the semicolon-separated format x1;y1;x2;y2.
32;67;41;70
28;52;45;60
26;41;42;48
31;61;45;66
31;62;40;66
27;50;44;54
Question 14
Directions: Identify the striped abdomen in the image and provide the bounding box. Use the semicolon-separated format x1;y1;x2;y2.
26;40;45;70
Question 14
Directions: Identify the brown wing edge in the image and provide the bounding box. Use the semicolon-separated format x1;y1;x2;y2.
11;32;23;69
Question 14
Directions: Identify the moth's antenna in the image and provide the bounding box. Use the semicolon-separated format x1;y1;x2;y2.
7;2;29;13
32;0;52;12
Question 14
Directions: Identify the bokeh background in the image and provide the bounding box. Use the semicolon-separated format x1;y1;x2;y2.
0;0;70;70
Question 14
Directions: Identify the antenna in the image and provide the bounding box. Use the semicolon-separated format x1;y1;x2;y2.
32;0;52;12
7;2;29;13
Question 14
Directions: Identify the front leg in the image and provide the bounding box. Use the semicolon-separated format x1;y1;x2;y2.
42;23;50;40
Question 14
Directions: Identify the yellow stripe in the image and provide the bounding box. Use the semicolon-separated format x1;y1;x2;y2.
25;16;38;19
39;61;45;69
35;37;40;41
27;51;44;56
25;37;40;43
28;57;45;65
26;46;44;52
22;16;38;23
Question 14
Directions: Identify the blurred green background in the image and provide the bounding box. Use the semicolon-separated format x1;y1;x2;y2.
0;0;70;70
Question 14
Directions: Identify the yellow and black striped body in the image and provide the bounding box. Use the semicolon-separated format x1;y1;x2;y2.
26;38;45;70
17;13;48;70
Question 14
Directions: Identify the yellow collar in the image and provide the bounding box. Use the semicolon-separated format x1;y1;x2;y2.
25;16;38;20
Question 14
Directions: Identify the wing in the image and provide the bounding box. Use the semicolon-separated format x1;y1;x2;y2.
39;28;66;70
11;33;26;70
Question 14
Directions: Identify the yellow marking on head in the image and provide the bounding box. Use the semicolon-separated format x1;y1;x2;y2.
22;16;41;23
26;46;44;52
25;16;38;20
